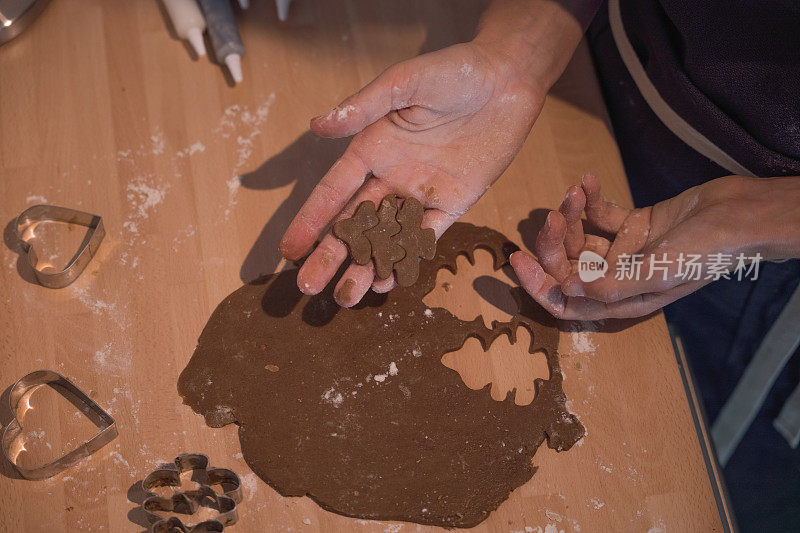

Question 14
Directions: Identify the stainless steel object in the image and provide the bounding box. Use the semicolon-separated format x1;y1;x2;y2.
15;204;106;289
1;370;118;480
0;0;52;45
142;453;243;532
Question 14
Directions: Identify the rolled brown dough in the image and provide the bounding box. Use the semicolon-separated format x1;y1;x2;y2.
178;222;584;528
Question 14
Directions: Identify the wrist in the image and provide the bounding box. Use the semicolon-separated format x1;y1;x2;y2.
751;177;800;260
712;176;800;260
472;0;601;94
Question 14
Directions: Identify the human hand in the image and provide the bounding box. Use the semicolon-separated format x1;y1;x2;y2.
279;40;546;305
510;174;800;320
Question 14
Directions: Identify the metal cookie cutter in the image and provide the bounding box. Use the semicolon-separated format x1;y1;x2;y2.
1;370;118;480
142;453;242;532
15;204;105;289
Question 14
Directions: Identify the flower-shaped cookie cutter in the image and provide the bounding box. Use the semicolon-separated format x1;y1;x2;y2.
1;370;118;480
142;453;242;532
15;204;105;289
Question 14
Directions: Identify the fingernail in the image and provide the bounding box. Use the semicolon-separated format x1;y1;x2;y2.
299;280;314;295
312;107;336;122
335;278;357;306
509;250;526;267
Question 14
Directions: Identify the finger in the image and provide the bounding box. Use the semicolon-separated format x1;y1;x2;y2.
511;251;608;319
296;180;390;294
569;207;653;301
371;276;396;293
335;263;377;307
534;211;572;282
582;173;630;233
310;61;416;138
513;247;709;320
599;283;699;319
510;251;567;316
280;150;369;261
559;185;586;259
513;251;700;320
570;279;707;320
370;207;457;294
584;235;611;257
561;245;682;302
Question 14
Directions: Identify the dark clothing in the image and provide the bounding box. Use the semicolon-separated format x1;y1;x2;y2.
588;3;800;531
618;0;800;177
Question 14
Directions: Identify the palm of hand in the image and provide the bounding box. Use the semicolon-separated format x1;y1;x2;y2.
280;42;544;305
350;44;543;218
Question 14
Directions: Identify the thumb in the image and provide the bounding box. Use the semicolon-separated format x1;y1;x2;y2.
310;60;416;138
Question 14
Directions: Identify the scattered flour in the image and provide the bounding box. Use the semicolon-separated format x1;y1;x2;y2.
218;93;277;215
127;179;169;219
241;472;258;501
588;498;605;510
109;450;130;469
568;321;601;355
374;362;399;384
26;194;48;204
511;526;562;533
122;221;139;234
176;141;206;157
336;104;356;120
92;342;131;375
322;387;344;407
70;285;128;330
150;127;165;155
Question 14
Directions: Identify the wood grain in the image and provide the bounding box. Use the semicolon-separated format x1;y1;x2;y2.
0;0;723;531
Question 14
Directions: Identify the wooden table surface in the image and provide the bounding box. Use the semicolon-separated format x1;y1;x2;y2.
0;1;729;531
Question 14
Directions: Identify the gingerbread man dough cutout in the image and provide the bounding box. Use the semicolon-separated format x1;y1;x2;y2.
391;197;436;286
364;196;404;279
332;201;379;265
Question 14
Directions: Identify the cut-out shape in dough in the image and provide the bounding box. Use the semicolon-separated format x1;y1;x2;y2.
178;223;584;528
441;328;550;406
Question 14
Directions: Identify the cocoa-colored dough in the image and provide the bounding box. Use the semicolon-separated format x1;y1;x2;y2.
364;196;404;279
391;197;436;287
332;201;379;265
178;223;584;528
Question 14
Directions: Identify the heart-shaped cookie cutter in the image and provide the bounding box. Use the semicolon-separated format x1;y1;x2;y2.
142;453;242;532
1;370;118;480
15;204;105;289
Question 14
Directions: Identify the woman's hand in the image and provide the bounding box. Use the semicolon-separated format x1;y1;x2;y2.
279;40;545;305
511;174;800;320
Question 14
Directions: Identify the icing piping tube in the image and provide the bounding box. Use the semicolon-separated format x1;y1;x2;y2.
275;0;291;22
162;0;207;57
196;0;246;84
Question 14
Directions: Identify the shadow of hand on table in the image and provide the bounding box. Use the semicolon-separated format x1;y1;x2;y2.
238;132;349;283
